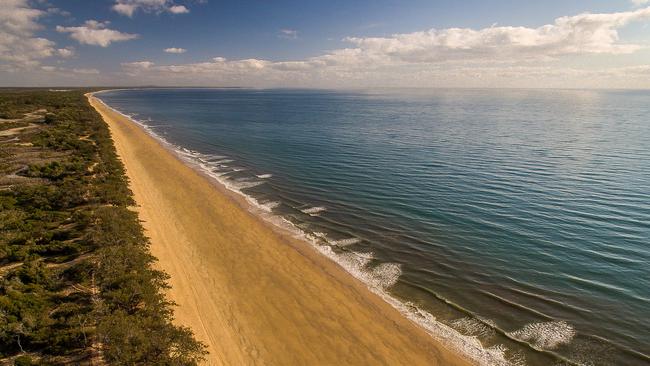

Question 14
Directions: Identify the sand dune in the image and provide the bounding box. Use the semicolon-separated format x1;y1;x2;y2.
89;95;471;366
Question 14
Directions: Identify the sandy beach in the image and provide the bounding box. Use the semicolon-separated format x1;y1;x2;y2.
88;95;472;366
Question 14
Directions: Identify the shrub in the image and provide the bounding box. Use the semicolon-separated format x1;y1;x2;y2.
0;90;206;363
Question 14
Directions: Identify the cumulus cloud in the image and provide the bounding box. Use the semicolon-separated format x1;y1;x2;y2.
121;60;156;71
57;47;75;58
0;0;43;34
112;0;190;17
6;65;111;86
0;0;56;66
4;4;650;88
278;29;298;39
343;6;650;64
118;6;650;88
164;47;187;53
46;7;72;17
71;68;100;74
119;59;650;89
56;20;138;47
632;0;650;6
169;5;190;14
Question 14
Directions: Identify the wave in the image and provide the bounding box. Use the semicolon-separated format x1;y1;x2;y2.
257;173;273;179
93;93;530;366
232;180;265;190
257;200;280;212
451;317;497;338
293;229;511;365
213;159;234;164
310;231;327;239
301;206;327;216
201;155;226;161
330;237;361;247
507;321;576;350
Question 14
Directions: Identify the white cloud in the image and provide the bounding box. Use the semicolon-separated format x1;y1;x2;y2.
112;0;190;17
0;0;43;34
56;20;138;47
57;47;75;58
632;0;649;6
164;47;187;53
72;68;100;74
169;5;189;14
17;65;109;84
342;6;650;64
117;7;650;88
117;58;650;89
37;65;99;75
4;4;650;88
122;60;155;71
278;29;298;39
121;5;650;82
0;0;57;66
46;7;71;17
112;3;138;17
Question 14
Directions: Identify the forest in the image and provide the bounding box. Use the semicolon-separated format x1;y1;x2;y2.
0;89;206;365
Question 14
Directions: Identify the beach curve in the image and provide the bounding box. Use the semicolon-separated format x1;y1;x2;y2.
88;94;474;366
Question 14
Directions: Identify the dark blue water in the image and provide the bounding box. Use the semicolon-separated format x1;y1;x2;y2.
98;88;650;365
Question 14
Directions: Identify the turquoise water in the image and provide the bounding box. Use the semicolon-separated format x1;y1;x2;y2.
98;88;649;365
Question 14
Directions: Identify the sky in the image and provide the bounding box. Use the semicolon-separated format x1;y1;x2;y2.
1;0;650;88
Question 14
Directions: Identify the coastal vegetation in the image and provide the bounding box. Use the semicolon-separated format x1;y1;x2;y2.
0;89;206;365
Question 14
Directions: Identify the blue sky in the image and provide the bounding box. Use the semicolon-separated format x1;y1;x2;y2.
2;0;650;87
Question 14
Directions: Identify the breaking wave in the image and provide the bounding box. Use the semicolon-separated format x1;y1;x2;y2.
94;93;565;366
330;237;361;247
508;321;576;350
301;206;327;216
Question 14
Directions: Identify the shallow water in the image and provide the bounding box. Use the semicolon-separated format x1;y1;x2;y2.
99;88;650;365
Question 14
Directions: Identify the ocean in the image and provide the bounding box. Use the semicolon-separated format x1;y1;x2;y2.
98;88;649;366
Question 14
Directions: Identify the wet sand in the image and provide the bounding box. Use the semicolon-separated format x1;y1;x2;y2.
89;95;473;366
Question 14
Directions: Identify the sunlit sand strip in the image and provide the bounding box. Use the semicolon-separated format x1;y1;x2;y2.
89;94;475;366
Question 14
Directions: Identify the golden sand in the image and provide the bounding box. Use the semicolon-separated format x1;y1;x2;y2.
89;95;472;366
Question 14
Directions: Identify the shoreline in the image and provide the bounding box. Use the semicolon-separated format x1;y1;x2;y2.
88;92;491;365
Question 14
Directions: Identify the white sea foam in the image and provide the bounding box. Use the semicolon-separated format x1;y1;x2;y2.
367;262;401;288
218;177;265;190
260;201;280;212
93;93;519;366
451;317;497;339
266;209;513;366
256;173;273;179
507;321;575;350
330;237;361;247
213;159;234;164
301;206;327;216
237;180;265;189
238;195;277;214
198;155;225;163
204;155;226;161
398;302;511;365
314;247;401;290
